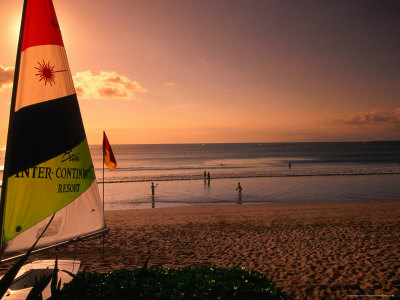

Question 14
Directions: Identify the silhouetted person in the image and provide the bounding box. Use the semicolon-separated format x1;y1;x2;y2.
207;172;211;185
151;182;158;195
236;182;242;193
236;182;242;204
289;161;292;169
204;170;207;182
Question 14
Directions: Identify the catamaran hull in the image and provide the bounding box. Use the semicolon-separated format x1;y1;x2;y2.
1;259;80;300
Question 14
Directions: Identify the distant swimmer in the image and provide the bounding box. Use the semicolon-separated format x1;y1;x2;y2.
236;182;242;193
151;182;158;195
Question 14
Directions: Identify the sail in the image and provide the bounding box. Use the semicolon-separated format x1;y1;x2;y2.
0;0;106;255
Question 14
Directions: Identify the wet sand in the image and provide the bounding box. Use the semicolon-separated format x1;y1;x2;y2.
8;200;400;298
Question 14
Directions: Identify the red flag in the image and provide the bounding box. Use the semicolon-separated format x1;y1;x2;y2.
103;131;116;170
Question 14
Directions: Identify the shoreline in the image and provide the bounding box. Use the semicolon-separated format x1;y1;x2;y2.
95;170;400;184
2;199;400;298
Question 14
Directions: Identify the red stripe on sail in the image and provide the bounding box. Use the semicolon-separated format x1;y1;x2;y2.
21;0;64;51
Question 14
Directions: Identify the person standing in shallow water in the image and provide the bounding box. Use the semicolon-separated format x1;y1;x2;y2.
207;172;211;184
236;182;242;193
204;170;207;182
236;182;242;204
151;182;158;195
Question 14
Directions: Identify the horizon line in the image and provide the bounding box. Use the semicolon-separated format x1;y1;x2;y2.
1;139;399;151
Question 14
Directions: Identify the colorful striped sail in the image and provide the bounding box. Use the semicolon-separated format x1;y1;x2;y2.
0;0;106;255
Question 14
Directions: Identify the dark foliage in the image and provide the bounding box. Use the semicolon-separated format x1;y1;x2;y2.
57;266;288;299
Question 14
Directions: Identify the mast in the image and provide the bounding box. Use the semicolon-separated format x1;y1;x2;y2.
0;0;28;252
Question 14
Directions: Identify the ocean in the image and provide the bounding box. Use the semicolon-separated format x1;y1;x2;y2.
1;142;400;209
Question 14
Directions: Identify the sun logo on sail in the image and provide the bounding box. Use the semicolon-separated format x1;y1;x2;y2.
35;60;66;86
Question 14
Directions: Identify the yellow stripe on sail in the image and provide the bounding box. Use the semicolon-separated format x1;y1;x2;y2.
3;139;95;243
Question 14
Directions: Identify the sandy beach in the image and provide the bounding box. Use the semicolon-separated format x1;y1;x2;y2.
3;200;400;299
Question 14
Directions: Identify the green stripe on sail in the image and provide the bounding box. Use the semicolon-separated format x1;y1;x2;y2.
3;139;95;243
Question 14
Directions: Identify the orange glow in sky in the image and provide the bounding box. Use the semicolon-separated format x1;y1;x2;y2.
0;0;399;145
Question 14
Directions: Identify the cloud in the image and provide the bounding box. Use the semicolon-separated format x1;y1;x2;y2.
329;107;400;127
0;65;14;91
73;71;147;99
0;67;147;100
164;82;179;87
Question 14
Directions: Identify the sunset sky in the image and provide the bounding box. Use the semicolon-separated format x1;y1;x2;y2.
1;0;399;145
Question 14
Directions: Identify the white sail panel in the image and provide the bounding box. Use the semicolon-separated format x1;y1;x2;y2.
3;181;104;253
15;45;75;112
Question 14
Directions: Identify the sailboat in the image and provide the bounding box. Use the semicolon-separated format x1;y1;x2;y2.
0;0;108;297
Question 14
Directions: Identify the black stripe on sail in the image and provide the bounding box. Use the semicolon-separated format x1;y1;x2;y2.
8;94;86;176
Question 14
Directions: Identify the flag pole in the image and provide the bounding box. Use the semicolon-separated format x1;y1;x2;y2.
102;131;105;260
102;131;105;211
103;156;105;210
101;130;117;259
